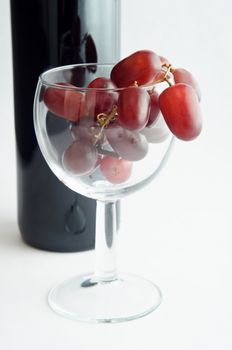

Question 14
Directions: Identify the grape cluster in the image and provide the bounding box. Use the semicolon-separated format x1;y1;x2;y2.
44;50;202;184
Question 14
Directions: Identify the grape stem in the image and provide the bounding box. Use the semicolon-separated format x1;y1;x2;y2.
142;64;174;88
163;64;174;87
162;62;175;74
94;105;118;145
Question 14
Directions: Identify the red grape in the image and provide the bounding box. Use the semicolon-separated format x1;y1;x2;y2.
154;70;166;82
147;89;160;127
117;87;150;131
159;55;171;66
173;68;201;101
71;117;101;144
105;125;148;161
141;116;170;143
44;83;85;122
111;50;162;87
159;83;202;141
87;77;116;89
85;77;118;118
62;140;98;175
100;156;132;184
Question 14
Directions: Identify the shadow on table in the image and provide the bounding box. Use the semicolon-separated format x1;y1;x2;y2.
0;220;25;249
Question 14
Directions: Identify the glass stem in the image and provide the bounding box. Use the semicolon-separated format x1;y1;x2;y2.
94;200;118;282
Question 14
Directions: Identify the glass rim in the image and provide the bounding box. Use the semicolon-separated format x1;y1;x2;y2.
39;63;160;92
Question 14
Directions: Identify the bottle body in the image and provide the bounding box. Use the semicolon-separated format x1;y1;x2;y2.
10;0;121;252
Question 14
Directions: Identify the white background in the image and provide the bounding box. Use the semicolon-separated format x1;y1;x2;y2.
0;0;232;349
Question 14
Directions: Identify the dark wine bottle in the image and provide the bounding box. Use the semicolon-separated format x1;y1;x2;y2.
10;0;121;252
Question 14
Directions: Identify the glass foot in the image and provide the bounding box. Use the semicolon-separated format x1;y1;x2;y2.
48;273;162;323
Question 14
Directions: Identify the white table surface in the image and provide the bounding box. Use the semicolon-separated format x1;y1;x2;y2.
1;0;232;349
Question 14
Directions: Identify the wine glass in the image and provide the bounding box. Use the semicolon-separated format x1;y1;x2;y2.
34;63;174;323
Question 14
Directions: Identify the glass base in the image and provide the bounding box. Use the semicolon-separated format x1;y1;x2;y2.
48;273;162;323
